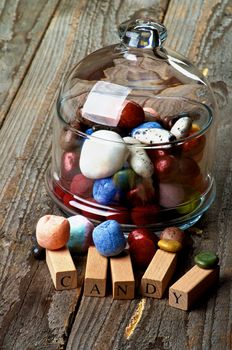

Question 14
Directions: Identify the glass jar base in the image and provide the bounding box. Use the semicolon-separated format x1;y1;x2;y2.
45;167;216;233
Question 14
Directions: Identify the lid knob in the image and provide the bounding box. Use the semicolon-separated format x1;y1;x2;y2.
118;19;167;49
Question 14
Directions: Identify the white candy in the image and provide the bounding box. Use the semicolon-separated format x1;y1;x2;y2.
80;130;129;179
123;136;154;178
170;116;192;139
133;128;175;144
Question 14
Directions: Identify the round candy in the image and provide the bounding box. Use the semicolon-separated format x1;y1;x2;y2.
70;173;93;197
92;220;126;257
93;177;118;205
160;227;185;243
131;121;163;137
128;228;158;269
153;155;179;181
32;244;45;260
158;239;182;252
118;100;145;129
159;183;185;208
113;168;136;192
194;251;219;269
80;130;129;179
67;215;94;253
170;116;192;139
60;151;80;189
36;215;70;250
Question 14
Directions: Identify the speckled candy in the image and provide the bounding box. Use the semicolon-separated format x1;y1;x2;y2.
131;121;163;137
194;251;219;269
170;116;192;139
124;136;154;178
133;128;175;145
36;215;70;250
160;227;185;243
158;239;182;252
79;130;129;179
67;215;94;253
92;220;126;257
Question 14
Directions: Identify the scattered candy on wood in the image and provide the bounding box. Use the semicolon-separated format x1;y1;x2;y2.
194;251;219;269
67;215;94;253
32;243;45;260
36;215;70;250
158;239;183;253
128;229;158;269
79;130;129;179
160;227;185;243
92;220;126;257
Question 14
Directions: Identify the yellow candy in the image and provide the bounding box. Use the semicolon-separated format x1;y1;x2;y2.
190;123;201;133
158;239;182;253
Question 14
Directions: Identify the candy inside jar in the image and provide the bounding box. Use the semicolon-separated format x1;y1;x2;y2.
46;19;217;231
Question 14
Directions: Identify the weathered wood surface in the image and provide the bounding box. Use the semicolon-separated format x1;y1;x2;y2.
0;0;231;349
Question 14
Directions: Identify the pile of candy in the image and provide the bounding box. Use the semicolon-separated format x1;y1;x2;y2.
53;100;207;226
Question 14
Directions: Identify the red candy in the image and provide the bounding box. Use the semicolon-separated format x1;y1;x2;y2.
70;173;93;197
118;101;145;129
61;151;80;189
153;155;179;181
128;228;158;269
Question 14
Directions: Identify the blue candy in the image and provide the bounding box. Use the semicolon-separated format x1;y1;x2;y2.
131;121;163;137
92;220;126;256
93;177;118;205
85;128;94;135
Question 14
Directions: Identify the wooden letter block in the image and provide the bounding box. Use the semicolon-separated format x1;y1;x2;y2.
141;249;177;299
84;246;108;297
46;247;77;290
110;251;135;300
169;265;219;310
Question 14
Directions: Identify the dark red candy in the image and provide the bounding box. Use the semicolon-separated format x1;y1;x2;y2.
182;135;206;156
178;157;200;181
128;228;158;269
118;101;145;129
153;155;179;181
70;173;93;197
131;204;160;226
107;206;131;224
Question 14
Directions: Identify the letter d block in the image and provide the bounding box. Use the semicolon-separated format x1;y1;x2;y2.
84;247;108;297
169;265;219;310
110;252;135;300
141;249;177;298
46;247;77;290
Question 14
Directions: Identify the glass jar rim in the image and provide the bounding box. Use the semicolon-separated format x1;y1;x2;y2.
56;96;213;148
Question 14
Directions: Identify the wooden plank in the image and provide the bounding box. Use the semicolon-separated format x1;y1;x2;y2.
0;0;61;126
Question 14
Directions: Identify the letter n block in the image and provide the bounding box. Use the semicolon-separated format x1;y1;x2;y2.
110;251;135;300
46;247;77;290
141;249;177;298
169;265;219;310
84;246;108;297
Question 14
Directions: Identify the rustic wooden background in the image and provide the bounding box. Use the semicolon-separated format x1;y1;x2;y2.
0;0;231;349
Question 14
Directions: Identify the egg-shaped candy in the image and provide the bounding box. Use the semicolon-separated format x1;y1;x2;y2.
68;215;94;253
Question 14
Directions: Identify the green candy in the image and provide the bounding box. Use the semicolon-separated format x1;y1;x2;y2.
113;168;136;192
194;251;219;269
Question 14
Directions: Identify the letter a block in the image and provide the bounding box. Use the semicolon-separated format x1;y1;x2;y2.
169;265;219;310
46;247;77;290
110;252;135;300
84;246;108;297
141;249;177;298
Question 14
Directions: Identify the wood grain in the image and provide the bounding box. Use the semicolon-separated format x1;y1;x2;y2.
0;0;232;349
0;0;61;127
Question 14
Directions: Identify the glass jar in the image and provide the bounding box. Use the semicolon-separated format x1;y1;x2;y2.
46;19;217;232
